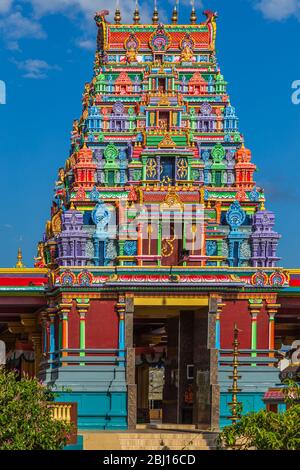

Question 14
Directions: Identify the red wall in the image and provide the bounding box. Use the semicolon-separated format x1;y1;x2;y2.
220;300;251;349
257;305;269;350
85;299;118;349
68;301;80;349
220;299;269;350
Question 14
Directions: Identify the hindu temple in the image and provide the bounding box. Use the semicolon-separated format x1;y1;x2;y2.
0;6;299;439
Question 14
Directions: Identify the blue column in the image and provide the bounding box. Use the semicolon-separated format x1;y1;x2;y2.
49;314;56;367
117;302;126;366
215;303;224;353
43;323;47;354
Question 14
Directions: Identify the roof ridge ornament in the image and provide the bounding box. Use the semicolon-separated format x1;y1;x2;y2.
172;4;178;24
114;7;121;24
152;1;159;25
133;1;140;24
15;248;25;269
190;5;197;25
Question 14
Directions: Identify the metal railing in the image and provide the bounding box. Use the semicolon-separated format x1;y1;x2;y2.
46;348;126;368
219;349;279;367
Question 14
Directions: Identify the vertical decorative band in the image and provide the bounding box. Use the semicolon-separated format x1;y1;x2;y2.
41;311;48;354
116;295;126;363
250;312;258;352
76;299;90;361
47;306;57;367
216;301;225;350
266;303;280;357
137;223;143;266
248;299;263;364
157;221;162;266
59;303;72;358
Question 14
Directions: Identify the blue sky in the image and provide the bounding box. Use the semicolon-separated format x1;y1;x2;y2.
0;0;300;268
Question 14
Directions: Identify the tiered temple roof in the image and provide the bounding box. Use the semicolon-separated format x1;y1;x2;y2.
37;7;280;271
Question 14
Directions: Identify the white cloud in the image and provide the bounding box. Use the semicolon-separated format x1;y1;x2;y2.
23;0;142;22
0;0;13;14
255;0;300;21
0;11;46;49
0;0;167;52
13;58;61;79
76;38;95;50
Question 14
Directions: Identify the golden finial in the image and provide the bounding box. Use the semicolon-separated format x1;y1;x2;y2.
70;201;76;210
16;248;25;268
152;6;159;24
133;2;140;24
172;5;178;24
114;7;121;24
190;6;197;24
260;201;266;211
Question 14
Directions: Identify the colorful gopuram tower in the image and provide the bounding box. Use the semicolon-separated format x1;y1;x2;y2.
36;7;284;430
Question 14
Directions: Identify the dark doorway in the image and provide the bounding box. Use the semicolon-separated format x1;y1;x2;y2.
133;309;206;425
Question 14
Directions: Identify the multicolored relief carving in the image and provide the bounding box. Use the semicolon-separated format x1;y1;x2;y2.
37;8;280;270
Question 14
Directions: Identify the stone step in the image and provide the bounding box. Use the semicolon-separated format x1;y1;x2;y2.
148;424;197;431
82;431;217;451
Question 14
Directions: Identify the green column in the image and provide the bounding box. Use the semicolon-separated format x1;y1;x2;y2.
80;313;86;352
187;158;191;181
249;300;262;365
76;299;90;364
251;313;258;353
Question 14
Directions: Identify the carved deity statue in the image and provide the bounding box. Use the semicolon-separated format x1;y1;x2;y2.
181;44;194;63
126;47;137;63
34;242;46;268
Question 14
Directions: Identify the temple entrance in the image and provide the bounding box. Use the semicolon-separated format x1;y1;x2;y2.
133;305;211;426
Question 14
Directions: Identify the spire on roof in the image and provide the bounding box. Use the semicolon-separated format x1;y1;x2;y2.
16;248;25;268
172;4;178;24
190;5;197;24
152;1;159;24
114;2;121;24
133;1;140;24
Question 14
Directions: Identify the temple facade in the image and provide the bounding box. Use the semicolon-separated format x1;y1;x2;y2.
1;7;298;433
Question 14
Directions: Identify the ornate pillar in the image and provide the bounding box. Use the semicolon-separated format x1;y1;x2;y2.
125;295;136;430
116;295;126;361
59;303;72;358
76;299;90;358
40;311;48;355
47;306;57;368
266;303;280;357
216;300;225;350
157;221;162;266
137;223;143;266
248;299;263;362
193;296;220;431
31;332;42;378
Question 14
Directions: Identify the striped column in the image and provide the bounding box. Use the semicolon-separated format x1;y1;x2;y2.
266;303;280;357
248;299;263;364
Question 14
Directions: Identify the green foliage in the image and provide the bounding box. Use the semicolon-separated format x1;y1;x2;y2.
0;368;73;450
218;382;300;450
